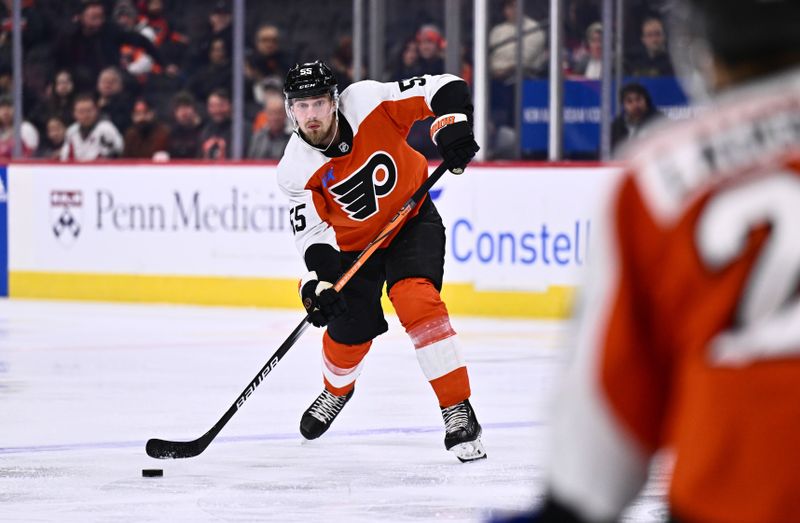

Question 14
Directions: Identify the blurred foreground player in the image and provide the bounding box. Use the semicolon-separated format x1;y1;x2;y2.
514;0;800;521
277;61;485;462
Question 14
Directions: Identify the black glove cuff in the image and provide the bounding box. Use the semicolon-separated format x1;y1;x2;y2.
436;121;474;148
304;244;341;283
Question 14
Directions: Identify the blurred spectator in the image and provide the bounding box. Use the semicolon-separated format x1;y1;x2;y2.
186;0;231;72
564;0;599;61
0;61;7;94
0;62;36;111
138;0;188;78
167;90;202;159
34;115;67;160
135;0;189;117
53;0;162;92
0;94;39;159
186;37;232;104
30;69;76;132
60;92;124;161
611;82;662;151
626;15;675;77
122;97;170;158
96;66;134;133
250;79;282;133
0;0;48;66
199;88;248;159
247;91;290;159
329;35;356;92
489;0;547;81
405;119;438;160
391;38;424;81
114;0;157;81
246;24;290;104
415;24;444;76
459;43;474;87
570;21;602;79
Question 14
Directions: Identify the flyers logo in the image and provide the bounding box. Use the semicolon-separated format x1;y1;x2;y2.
329;152;397;221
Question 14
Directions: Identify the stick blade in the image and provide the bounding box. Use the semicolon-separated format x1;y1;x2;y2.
146;437;206;459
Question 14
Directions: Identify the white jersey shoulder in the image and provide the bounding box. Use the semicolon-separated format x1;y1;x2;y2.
339;74;463;135
624;67;800;226
276;133;329;196
276;133;339;257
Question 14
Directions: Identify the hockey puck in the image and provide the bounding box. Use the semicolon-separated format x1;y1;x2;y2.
142;468;163;477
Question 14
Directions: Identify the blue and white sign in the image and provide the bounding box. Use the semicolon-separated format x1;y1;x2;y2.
521;77;691;155
431;166;620;291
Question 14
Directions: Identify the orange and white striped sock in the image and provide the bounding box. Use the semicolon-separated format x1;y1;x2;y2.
321;330;372;396
389;277;471;407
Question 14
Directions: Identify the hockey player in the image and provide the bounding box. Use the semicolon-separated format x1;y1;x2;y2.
277;61;484;462
505;0;800;521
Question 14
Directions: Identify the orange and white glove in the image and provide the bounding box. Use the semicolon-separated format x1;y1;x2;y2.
430;113;480;174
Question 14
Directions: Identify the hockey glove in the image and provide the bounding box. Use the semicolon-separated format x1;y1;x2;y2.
430;113;480;174
300;272;347;328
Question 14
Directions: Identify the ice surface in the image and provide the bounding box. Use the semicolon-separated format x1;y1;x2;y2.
0;300;665;522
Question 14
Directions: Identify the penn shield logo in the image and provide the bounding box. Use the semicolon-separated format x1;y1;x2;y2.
51;190;83;246
329;151;397;221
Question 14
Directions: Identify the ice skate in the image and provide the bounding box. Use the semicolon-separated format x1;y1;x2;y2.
441;398;487;462
300;387;354;440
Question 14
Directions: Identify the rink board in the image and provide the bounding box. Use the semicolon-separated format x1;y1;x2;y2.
5;163;619;318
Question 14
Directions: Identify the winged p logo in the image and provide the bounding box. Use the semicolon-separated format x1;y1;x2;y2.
328;152;397;221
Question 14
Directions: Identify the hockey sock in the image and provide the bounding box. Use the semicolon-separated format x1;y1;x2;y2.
321;330;372;396
389;277;471;407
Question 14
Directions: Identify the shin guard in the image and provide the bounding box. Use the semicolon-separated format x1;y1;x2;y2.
389;278;471;407
321;331;371;396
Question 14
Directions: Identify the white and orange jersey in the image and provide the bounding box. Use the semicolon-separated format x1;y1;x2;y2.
548;67;800;523
277;74;463;258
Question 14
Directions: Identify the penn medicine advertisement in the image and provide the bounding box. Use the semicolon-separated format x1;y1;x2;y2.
6;163;620;314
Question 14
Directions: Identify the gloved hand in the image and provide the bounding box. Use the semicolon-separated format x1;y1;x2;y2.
430;113;480;174
300;274;347;327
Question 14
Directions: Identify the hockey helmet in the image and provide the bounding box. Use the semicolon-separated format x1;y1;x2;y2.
284;61;338;100
687;0;800;65
670;0;800;100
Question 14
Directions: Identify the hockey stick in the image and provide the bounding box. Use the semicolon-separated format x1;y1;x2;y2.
146;162;451;459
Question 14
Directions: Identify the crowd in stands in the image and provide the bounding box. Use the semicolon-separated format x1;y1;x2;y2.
0;0;677;162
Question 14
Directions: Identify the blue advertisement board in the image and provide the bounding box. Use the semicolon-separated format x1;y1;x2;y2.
520;77;690;156
0;165;6;296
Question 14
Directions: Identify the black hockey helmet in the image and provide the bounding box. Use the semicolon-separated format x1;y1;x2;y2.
284;61;338;100
685;0;800;66
670;0;800;100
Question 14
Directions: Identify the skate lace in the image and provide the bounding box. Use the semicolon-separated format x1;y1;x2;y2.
309;390;348;423
442;403;470;433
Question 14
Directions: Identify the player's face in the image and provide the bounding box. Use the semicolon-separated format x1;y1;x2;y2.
291;95;335;145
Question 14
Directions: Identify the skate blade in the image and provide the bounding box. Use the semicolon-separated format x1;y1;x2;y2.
450;439;487;463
